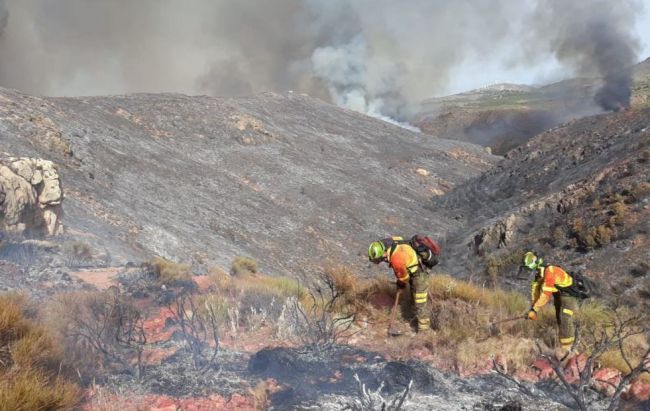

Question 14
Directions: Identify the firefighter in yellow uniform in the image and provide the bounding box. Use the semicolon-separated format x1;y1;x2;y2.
368;237;431;332
523;251;578;354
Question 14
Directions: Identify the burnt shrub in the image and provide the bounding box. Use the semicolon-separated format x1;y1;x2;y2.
63;240;93;266
630;262;649;278
46;289;147;382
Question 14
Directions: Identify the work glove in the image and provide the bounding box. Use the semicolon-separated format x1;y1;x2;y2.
527;308;538;321
396;280;407;289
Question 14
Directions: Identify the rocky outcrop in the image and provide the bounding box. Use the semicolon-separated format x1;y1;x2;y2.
0;155;63;236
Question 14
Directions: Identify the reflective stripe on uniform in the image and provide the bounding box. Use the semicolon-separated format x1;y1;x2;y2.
560;336;575;344
407;263;420;274
562;308;574;316
397;274;409;282
542;286;558;293
418;318;430;329
414;292;428;304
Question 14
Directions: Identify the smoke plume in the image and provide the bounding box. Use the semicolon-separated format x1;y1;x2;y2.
525;0;641;111
0;0;643;120
0;1;7;35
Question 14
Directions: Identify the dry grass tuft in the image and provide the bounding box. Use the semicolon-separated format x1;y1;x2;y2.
249;380;270;410
0;293;80;410
149;256;192;285
325;266;358;303
456;335;537;373
429;274;527;316
231;256;258;276
233;273;306;301
208;266;232;291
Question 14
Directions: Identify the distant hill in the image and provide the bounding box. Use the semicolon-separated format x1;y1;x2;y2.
415;58;650;154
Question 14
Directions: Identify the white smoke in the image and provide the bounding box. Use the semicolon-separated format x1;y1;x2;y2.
0;0;644;125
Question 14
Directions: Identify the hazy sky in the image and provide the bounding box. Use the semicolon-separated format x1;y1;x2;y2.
0;0;647;118
444;6;650;95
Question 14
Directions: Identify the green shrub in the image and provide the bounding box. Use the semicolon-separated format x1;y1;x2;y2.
231;256;258;276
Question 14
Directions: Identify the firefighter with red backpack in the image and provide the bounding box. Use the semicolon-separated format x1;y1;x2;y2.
368;235;440;332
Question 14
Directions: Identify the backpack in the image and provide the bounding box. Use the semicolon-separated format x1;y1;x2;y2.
392;234;441;269
558;271;594;299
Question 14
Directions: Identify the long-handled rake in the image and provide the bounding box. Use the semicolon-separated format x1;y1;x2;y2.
487;314;527;336
387;288;404;337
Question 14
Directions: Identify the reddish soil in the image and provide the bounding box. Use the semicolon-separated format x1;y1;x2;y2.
70;267;122;290
84;390;259;411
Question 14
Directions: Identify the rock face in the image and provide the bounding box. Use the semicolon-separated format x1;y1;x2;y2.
0;87;497;274
0;155;63;236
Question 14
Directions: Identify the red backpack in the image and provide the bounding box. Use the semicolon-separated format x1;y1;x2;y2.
391;234;441;269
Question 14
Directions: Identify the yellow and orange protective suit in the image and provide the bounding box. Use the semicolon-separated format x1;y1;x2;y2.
386;237;430;331
531;265;578;349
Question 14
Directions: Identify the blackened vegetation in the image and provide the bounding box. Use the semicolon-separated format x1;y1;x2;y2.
249;346;568;409
52;288;148;383
167;288;220;370
286;273;357;353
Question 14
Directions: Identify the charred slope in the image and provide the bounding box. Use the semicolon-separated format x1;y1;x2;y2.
434;108;650;304
248;346;573;410
0;88;496;277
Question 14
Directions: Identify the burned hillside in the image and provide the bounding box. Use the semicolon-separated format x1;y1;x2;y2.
1;89;649;409
435;107;650;309
0;87;497;279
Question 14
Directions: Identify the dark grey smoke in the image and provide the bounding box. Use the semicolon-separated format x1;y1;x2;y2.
0;0;7;35
526;0;641;111
0;0;644;119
